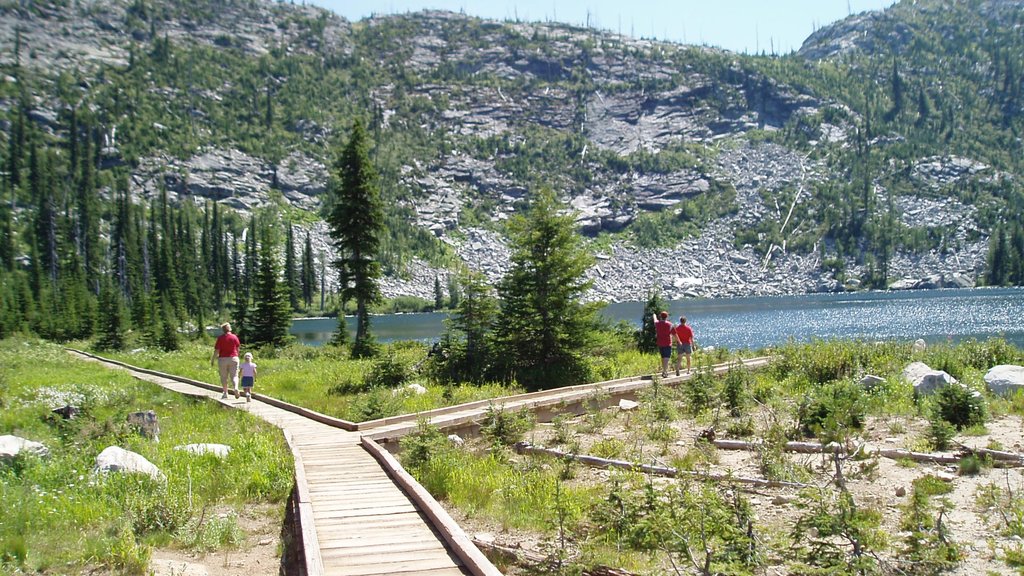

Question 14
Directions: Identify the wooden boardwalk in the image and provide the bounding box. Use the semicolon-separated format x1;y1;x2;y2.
67;350;498;576
70;349;769;575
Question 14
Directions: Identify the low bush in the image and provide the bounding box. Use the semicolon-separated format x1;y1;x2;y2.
480;404;534;448
797;380;867;438
932;384;987;429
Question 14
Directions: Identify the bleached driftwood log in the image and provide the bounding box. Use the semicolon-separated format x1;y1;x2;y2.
711;439;1024;467
514;442;808;488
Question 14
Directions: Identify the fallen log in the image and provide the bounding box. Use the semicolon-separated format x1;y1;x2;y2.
710;439;1024;467
514;442;808;488
472;538;636;576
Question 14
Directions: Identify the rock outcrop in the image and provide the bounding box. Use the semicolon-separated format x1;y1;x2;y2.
0;435;50;461
903;361;958;396
984;365;1024;397
94;446;164;480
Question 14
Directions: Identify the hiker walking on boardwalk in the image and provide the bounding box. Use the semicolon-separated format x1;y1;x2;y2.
211;322;241;399
239;352;257;402
673;316;695;375
653;311;673;378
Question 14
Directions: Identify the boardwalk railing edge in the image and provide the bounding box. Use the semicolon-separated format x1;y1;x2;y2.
359;435;503;576
361;356;774;442
66;348;328;575
282;429;325;576
65;348;360;431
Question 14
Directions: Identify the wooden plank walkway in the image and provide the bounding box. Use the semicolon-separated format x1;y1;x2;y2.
360;356;772;446
66;350;498;576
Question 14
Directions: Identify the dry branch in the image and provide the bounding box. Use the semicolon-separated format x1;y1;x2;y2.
472;538;636;576
710;439;1024;467
514;442;808;488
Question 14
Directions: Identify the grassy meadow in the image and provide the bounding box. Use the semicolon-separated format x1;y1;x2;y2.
398;337;1024;576
0;338;294;574
89;332;701;423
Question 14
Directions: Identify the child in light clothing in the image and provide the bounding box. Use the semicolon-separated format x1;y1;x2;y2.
239;353;257;402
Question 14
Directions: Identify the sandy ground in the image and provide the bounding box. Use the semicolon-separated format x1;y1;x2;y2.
453;405;1024;575
149;504;283;576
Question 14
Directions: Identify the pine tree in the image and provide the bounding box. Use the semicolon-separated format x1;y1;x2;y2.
986;226;1009;286
637;289;669;354
433;275;444;310
75;130;100;294
449;270;498;383
96;279;127;351
301;232;316;309
495;188;598;390
326;119;384;358
250;227;292;347
284;223;300;311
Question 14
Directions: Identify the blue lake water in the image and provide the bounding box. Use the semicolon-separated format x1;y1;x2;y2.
291;287;1024;351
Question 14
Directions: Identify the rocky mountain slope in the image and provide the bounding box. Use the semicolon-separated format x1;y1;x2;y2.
2;0;1020;303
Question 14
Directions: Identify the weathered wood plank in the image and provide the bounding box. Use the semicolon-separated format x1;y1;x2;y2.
325;554;466;576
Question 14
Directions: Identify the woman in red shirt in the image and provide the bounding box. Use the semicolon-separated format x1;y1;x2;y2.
211;322;241;399
673;316;694;375
653;311;673;378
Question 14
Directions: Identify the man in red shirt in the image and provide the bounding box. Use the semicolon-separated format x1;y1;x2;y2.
211;322;241;399
653;311;673;378
673;316;695;375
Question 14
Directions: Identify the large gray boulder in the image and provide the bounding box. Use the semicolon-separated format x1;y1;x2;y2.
94;446;163;480
0;435;50;461
903;361;958;396
984;365;1024;397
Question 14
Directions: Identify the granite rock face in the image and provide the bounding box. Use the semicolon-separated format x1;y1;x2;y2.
1;2;996;302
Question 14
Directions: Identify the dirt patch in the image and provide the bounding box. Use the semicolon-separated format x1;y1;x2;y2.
149;504;283;576
448;404;1024;575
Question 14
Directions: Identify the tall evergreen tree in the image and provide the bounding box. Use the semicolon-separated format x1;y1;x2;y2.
31;146;59;287
95;279;127;351
986;226;1009;286
284;223;300;311
326;119;384;358
250;227;292;347
75;130;100;294
637;289;669;354
495;188;599;390
448;270;498;383
301;232;316;309
433;275;444;310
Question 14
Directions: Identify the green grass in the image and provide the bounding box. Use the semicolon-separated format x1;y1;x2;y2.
0;337;293;574
93;338;523;422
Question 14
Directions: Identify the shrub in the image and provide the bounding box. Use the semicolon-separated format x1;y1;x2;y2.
480;405;533;448
722;363;749;416
684;368;715;414
590;437;625;460
926;418;956;451
797;380;867;438
933;384;987;429
364;352;409;389
400;420;452;474
957;454;991;476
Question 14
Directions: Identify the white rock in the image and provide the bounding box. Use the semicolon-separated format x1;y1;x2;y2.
911;338;927;353
0;435;50;460
984;365;1024;397
405;383;428;395
618;399;639;411
94;446;163;480
859;374;885;389
447;434;465;447
903;361;957;396
174;443;232;458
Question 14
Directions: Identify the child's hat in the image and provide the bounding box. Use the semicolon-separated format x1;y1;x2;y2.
244;352;253;359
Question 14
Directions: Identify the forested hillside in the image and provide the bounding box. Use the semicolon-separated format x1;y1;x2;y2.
0;0;1022;345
